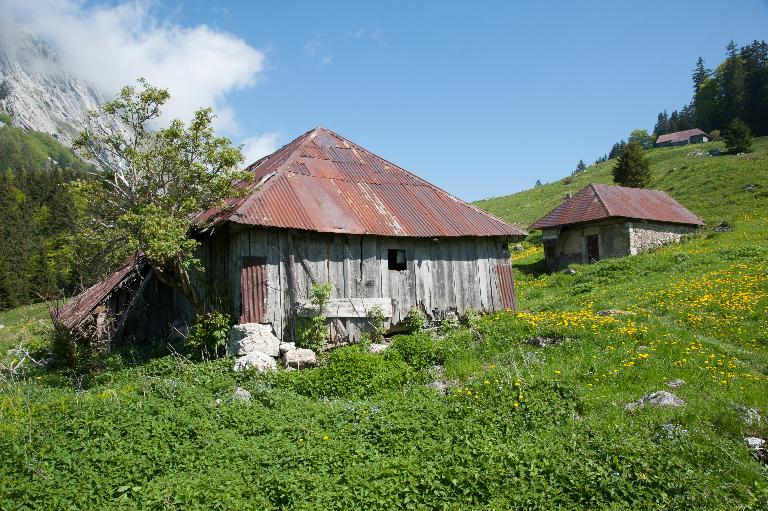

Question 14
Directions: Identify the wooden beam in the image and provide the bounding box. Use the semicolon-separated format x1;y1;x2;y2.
297;297;393;318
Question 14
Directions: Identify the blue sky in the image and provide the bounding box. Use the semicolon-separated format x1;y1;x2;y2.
10;0;768;200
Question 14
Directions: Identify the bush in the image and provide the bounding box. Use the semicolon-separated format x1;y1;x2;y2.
708;129;721;141
185;311;230;361
723;119;753;154
367;305;386;342
464;307;481;330
404;306;427;333
298;282;333;354
285;346;414;398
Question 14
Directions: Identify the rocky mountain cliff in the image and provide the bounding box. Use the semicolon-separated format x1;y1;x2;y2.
0;31;108;147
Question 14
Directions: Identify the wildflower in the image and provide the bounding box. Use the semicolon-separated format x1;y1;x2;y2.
554;369;561;375
323;435;329;441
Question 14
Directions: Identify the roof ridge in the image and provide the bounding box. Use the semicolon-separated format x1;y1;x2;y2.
589;183;614;217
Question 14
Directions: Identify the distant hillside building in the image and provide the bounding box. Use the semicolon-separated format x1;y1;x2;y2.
655;128;708;148
531;184;704;271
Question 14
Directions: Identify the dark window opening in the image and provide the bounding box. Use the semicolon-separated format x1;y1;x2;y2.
388;249;407;271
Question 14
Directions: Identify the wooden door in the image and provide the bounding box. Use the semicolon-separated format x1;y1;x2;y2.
585;235;599;263
240;256;267;324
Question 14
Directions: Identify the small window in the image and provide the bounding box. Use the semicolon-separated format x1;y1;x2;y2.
387;249;407;271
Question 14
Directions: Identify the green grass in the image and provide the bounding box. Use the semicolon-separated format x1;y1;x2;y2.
474;137;768;229
1;139;768;509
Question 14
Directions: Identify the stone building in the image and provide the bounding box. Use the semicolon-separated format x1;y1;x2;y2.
654;128;708;148
56;127;526;344
531;184;704;271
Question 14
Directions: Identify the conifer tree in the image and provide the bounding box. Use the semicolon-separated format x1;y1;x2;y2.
611;140;651;188
723;119;753;154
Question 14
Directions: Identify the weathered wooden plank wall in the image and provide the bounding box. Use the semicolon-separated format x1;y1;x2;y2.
188;226;513;343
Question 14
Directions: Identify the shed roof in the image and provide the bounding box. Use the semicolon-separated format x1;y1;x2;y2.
655;128;706;145
198;127;526;238
55;256;145;330
530;184;705;229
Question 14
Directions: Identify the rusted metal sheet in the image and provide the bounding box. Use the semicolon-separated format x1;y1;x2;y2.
495;263;517;311
199;127;526;239
240;256;267;324
55;255;145;329
655;128;706;145
531;184;704;229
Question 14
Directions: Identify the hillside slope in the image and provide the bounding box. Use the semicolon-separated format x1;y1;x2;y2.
474;137;768;229
1;138;768;509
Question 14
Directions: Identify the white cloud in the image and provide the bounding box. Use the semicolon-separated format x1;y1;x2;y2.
0;0;265;132
303;40;332;65
241;132;279;165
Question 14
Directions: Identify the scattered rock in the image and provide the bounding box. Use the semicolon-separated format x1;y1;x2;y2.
745;437;768;463
596;309;633;316
227;323;280;358
736;405;762;426
279;342;296;357
282;348;317;369
626;391;685;411
233;387;252;402
514;244;525;251
708;148;721;156
563;268;576;275
233;351;277;372
369;342;390;354
666;379;685;389
526;336;562;348
714;223;733;233
0;324;5;330
745;184;759;193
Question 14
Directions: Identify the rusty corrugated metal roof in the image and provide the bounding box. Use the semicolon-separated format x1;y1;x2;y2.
200;127;526;238
55;256;145;330
531;184;705;229
655;128;707;144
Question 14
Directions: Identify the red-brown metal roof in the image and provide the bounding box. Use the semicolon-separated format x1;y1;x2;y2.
655;128;706;145
199;127;526;238
55;256;145;330
531;184;705;229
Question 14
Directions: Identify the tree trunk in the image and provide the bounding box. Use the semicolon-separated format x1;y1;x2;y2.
153;256;205;317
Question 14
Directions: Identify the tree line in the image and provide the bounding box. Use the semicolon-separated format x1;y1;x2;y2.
0;122;92;309
654;40;768;138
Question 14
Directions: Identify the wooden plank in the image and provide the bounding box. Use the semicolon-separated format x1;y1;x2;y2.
297;297;393;318
475;238;491;312
328;236;345;299
361;237;379;298
413;239;431;313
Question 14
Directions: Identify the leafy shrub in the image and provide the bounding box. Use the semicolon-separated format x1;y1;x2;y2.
464;307;481;329
404;306;427;333
439;312;460;335
185;311;230;361
367;305;386;342
708;129;721;141
298;282;333;354
284;346;414;398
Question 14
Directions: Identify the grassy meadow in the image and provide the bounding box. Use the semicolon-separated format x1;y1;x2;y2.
1;139;767;509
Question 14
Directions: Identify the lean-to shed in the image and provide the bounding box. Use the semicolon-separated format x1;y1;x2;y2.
57;127;526;343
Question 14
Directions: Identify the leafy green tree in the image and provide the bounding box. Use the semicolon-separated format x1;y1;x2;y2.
73;79;248;315
628;129;654;149
723;119;753;154
611;140;651;188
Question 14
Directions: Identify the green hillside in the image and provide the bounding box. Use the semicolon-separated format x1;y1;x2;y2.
475;137;768;230
1;138;768;509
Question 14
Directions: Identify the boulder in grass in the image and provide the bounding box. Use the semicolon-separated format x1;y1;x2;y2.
227;323;280;358
233;387;252;402
745;437;768;463
282;348;317;370
666;379;685;389
369;343;390;354
233;351;277;372
279;342;296;357
626;391;685;411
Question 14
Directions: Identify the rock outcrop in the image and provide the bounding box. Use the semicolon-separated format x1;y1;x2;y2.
227;323;280;358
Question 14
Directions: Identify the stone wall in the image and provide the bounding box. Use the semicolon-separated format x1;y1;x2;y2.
629;221;697;255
